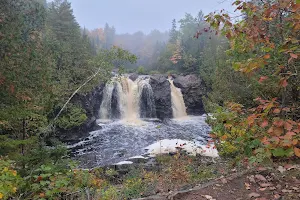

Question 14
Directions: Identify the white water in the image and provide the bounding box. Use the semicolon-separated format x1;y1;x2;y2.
99;81;115;119
168;78;187;118
145;139;219;158
120;77;140;123
99;76;156;123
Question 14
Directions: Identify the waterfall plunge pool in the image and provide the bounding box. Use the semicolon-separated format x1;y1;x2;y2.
69;115;218;168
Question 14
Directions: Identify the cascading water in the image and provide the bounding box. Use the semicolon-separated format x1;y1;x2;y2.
120;77;140;122
99;76;156;122
168;78;187;118
99;81;115;119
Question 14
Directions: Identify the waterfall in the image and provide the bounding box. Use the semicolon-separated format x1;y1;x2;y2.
168;78;187;118
99;81;115;119
99;76;156;122
120;77;140;121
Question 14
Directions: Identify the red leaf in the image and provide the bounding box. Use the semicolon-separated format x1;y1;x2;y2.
259;76;268;83
273;127;283;136
282;107;291;112
262;136;270;145
280;79;288;87
273;108;281;114
9;84;15;94
261;120;269;128
226;32;232;39
284;122;293;131
263;54;270;59
286;131;296;136
273;120;284;127
292;139;298;145
294;147;300;157
290;53;298;59
294;129;300;133
291;3;300;12
36;176;42;182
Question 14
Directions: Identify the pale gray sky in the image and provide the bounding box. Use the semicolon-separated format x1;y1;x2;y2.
49;0;236;33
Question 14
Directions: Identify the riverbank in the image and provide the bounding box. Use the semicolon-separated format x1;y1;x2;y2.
66;151;300;200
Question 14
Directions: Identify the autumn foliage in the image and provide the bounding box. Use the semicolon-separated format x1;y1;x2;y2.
206;0;300;160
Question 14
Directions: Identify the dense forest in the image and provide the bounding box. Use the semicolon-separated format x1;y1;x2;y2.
0;0;299;199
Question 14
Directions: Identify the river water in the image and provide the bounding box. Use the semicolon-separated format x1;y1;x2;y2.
69;115;212;168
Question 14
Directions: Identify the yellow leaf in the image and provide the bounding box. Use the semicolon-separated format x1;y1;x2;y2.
294;147;300;157
11;170;17;176
12;187;17;193
0;193;3;199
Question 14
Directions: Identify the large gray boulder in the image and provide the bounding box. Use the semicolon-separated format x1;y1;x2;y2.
173;74;206;115
149;75;172;119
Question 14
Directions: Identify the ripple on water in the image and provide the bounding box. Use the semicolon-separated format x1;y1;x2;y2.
70;114;212;168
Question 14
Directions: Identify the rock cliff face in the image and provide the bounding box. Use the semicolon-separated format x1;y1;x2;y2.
173;74;206;115
57;83;105;143
149;75;173;119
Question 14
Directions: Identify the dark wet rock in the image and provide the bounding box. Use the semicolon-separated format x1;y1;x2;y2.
114;162;135;174
149;75;172;119
56;83;105;143
140;85;157;118
173;74;206;115
91;124;102;132
111;83;121;119
114;149;127;158
129;73;139;81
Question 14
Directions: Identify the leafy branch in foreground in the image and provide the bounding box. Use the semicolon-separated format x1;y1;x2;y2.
205;0;299;162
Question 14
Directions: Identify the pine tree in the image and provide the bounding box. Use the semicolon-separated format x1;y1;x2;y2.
0;0;53;159
169;19;178;44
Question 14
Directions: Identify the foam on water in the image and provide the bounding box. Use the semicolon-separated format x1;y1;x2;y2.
70;115;215;168
145;139;219;158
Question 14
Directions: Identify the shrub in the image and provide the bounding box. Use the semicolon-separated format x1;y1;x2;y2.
137;66;146;75
0;158;22;200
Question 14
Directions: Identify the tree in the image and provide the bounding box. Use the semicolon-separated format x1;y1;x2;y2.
0;0;54;166
169;19;178;44
104;23;116;49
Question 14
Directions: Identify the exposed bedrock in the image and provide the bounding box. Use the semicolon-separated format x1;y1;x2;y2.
173;74;206;115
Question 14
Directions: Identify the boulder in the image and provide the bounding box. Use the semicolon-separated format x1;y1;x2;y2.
173;74;206;115
129;73;139;81
149;75;172;119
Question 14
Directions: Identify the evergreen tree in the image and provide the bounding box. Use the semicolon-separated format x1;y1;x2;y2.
169;19;178;44
0;0;53;162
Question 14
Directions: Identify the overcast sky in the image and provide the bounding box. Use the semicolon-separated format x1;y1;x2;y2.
49;0;236;34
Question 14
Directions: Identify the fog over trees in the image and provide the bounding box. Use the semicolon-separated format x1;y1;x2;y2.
1;0;299;199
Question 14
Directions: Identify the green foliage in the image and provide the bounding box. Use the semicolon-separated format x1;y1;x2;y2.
0;158;22;200
149;70;161;75
0;1;139;199
121;177;145;199
55;104;87;130
137;66;146;75
101;186;118;200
